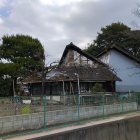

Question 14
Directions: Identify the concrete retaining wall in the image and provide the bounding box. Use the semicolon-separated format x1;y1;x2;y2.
30;114;140;140
0;102;137;134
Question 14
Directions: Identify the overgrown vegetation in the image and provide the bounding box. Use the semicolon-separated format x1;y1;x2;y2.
91;83;105;94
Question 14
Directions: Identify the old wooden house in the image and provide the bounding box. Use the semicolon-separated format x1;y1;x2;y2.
27;43;120;95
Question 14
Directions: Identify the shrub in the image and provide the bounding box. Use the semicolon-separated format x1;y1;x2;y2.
91;83;105;94
22;105;31;114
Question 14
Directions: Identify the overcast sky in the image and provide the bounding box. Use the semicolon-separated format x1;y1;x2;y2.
0;0;140;65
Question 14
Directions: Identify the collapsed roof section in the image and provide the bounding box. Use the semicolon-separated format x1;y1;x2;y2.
59;42;106;67
23;43;121;83
22;72;42;83
46;43;121;82
46;64;121;82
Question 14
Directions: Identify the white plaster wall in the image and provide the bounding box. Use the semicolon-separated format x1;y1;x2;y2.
99;51;111;64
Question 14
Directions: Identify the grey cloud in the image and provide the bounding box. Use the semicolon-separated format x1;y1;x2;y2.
58;0;137;35
0;0;139;64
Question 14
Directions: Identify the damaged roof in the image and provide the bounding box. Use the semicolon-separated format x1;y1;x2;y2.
59;42;106;66
23;43;121;84
22;73;42;83
46;65;121;82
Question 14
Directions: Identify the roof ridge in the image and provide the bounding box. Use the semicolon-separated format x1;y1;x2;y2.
59;42;106;66
97;44;140;64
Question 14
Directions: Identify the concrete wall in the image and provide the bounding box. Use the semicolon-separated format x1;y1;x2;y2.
31;115;140;140
0;102;137;134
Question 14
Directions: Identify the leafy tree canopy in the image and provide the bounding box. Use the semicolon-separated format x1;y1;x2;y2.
84;22;140;59
0;63;19;77
0;34;45;96
0;34;45;77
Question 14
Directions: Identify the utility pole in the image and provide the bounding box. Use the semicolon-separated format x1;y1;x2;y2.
42;63;45;95
74;73;80;95
74;73;80;119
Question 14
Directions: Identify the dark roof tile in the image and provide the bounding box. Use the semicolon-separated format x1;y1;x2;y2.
46;65;121;81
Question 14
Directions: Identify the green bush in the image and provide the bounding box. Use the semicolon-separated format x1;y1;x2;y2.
22;105;31;114
91;83;105;94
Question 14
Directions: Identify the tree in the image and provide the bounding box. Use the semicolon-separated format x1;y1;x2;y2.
0;34;45;96
122;30;140;59
133;3;140;18
0;34;45;73
0;63;20;96
85;22;130;56
84;22;140;59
